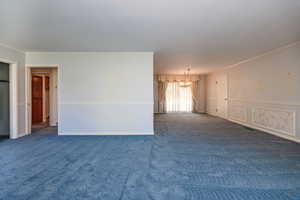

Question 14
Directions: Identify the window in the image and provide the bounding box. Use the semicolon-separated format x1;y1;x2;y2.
166;82;192;112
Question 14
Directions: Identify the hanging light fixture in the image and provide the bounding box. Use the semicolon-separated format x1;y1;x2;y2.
180;66;192;88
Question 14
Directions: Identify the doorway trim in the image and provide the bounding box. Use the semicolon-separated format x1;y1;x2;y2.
25;65;59;135
0;58;18;139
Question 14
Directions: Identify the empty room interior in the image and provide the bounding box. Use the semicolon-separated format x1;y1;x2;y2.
0;1;300;200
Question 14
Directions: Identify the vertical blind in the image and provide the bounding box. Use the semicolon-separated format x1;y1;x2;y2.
166;82;192;112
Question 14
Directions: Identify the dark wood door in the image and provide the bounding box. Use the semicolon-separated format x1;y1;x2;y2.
45;76;50;121
32;76;43;124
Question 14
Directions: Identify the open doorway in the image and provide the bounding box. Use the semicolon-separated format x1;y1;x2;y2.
0;59;17;139
28;67;58;135
0;62;10;139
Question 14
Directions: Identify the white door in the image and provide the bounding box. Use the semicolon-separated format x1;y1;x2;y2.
217;74;228;119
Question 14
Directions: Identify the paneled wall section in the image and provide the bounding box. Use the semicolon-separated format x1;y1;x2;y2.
206;42;300;142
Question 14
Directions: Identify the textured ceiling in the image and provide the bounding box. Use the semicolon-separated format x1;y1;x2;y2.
1;0;300;74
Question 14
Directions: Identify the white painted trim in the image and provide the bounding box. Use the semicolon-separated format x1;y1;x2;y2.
25;65;60;135
59;130;154;136
17;132;28;138
228;118;300;144
25;67;31;134
25;64;60;68
49;69;58;127
9;63;18;139
0;58;18;139
228;98;300;106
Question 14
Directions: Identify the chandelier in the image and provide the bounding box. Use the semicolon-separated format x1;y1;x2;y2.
180;67;192;88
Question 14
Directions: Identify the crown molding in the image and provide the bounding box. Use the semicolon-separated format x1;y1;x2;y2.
0;42;25;54
207;40;300;75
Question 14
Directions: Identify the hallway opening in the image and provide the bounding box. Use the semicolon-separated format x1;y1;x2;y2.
27;67;58;135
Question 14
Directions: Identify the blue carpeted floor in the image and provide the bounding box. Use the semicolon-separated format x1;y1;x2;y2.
1;113;300;200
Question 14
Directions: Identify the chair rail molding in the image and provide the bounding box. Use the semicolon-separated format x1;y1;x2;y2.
228;98;300;106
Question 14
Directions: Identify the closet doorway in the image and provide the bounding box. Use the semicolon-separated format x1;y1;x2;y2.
0;59;17;139
0;62;10;138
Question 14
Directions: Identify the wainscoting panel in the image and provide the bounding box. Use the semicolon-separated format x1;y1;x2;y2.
228;99;299;141
252;107;296;136
228;103;247;123
206;98;217;116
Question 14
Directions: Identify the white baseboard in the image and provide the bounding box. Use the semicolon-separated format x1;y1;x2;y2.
59;130;154;136
12;132;28;139
228;118;300;144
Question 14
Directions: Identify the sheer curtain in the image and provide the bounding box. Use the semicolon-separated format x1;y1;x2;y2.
157;81;168;113
166;82;192;112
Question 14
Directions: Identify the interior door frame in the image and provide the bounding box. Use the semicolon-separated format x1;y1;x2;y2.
25;65;59;135
0;58;18;139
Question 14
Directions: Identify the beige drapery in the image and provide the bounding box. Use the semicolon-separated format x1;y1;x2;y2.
155;74;202;113
157;81;168;113
191;81;200;113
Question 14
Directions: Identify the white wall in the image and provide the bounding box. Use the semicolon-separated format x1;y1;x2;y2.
0;44;26;137
206;42;300;142
26;52;154;135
